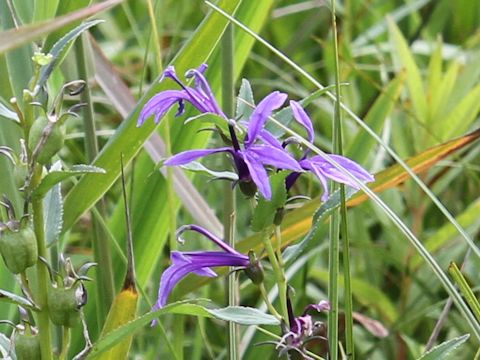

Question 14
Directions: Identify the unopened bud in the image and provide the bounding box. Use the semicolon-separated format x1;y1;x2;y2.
243;251;264;285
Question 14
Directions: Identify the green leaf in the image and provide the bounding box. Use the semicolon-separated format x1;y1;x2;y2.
36;19;104;90
180;161;238;181
0;102;19;123
0;333;14;360
0;0;120;55
205;306;280;326
417;334;469;360
33;164;106;199
87;302;278;359
184;113;232;137
251;171;288;232
388;18;427;123
282;187;358;264
236;78;254;122
346;72;405;163
0;289;37;310
43;183;63;245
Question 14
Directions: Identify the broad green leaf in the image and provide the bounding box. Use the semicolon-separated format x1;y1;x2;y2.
388;18;427;123
0;289;37;310
430;61;459;126
37;19;104;90
43;183;63;246
347;72;405;163
33;164;106;199
417;334;469;360
251;171;288;232
205;306;280;326
33;0;59;22
0;0;120;55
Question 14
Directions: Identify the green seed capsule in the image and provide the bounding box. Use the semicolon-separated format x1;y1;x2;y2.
0;224;38;274
29;116;65;165
48;286;81;328
15;333;41;360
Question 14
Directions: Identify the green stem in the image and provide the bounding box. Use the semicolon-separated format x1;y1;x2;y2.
222;22;238;360
258;283;282;320
75;35;115;325
261;230;288;325
330;0;354;357
31;166;52;360
59;327;71;360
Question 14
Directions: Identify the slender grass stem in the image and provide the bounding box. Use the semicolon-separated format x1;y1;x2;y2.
258;283;282;320
59;327;71;360
75;35;115;325
261;230;289;325
31;165;52;360
331;0;354;357
327;206;340;360
222;22;238;360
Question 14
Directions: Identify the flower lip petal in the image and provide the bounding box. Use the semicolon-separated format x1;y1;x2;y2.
241;151;272;199
137;90;190;126
164;147;233;166
309;154;375;185
245;91;288;147
248;144;303;172
290;100;314;143
176;224;240;255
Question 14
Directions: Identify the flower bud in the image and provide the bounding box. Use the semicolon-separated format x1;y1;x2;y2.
243;251;264;285
273;207;285;226
15;332;41;360
29;115;65;165
48;285;84;328
0;222;38;274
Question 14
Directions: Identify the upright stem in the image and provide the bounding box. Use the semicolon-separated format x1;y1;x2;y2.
75;36;115;325
31;165;53;360
331;1;354;357
261;230;289;325
222;22;238;360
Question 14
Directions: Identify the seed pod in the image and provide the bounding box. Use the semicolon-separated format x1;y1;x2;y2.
0;223;38;274
47;285;83;328
239;180;257;198
243;250;264;285
14;332;41;360
28;115;65;165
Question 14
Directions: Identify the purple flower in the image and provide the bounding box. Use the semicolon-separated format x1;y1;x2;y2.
287;101;374;201
276;296;330;359
165;92;303;199
137;64;224;126
153;225;249;311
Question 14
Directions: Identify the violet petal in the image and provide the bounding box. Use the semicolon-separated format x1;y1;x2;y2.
164;147;233;166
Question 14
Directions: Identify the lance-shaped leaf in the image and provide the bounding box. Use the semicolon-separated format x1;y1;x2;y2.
33;164;106;199
44;183;63;245
0;289;37;310
0;102;19;123
417;334;470;360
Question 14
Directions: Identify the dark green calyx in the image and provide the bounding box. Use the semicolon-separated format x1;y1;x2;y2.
29;115;65;165
0;222;38;274
243;250;264;285
273;207;285;226
15;332;41;360
47;285;83;328
239;180;257;198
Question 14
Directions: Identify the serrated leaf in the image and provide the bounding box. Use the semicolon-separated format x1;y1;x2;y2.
33;164;106;199
0;289;37;310
417;334;469;360
0;102;19;123
37;19;104;90
251;171;288;232
180;161;238;181
236;78;254;122
206;306;280;326
43;183;63;245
